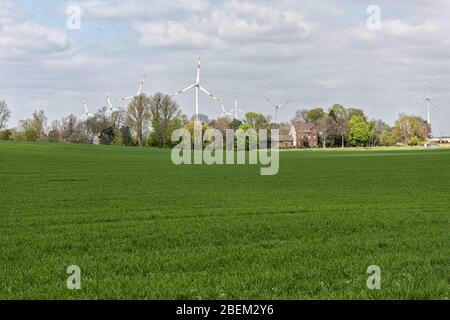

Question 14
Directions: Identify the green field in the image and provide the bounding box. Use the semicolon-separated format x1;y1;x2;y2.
0;141;448;299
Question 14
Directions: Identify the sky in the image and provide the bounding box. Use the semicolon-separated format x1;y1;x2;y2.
1;0;449;135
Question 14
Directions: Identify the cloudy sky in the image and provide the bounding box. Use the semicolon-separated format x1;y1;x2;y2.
1;0;449;135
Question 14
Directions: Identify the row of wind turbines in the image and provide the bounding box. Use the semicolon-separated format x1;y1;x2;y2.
81;57;436;127
80;57;295;123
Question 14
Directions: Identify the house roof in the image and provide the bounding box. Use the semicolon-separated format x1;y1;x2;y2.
291;122;317;134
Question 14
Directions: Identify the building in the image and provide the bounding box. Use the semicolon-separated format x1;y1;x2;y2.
289;122;318;148
279;125;294;149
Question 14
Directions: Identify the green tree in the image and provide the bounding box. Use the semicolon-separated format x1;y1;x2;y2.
392;114;430;145
229;119;243;131
24;129;38;141
245;112;269;130
120;126;135;146
99;126;115;145
306;108;325;124
349;116;369;146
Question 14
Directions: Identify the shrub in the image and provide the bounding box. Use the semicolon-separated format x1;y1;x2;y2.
24;129;38;141
48;129;61;143
0;129;12;141
409;136;419;146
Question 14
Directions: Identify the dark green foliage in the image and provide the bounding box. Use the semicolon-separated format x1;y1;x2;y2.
24;129;38;141
0;129;12;141
120;126;134;146
100;126;115;145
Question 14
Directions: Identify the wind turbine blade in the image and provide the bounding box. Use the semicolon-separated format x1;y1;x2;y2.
172;84;195;97
262;96;277;107
117;95;135;102
137;76;146;95
105;92;113;109
279;99;294;108
196;57;201;84
200;86;221;103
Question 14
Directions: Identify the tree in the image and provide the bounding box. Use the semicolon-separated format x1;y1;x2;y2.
31;110;47;137
0;129;12;141
191;114;209;124
48;120;62;143
120;126;135;146
321;115;338;148
209;116;231;136
99;126;115;145
349;116;369;146
245;112;269;130
329;104;349;148
24;129;39;141
60;114;79;141
126;94;151;147
147;93;181;147
347;108;367;122
367;120;377;147
392;114;430;145
19;110;48;140
306;108;325;124
229;119;243;131
0;101;11;130
291;109;308;123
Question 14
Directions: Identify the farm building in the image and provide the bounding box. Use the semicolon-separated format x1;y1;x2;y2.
289;122;319;148
278;123;319;148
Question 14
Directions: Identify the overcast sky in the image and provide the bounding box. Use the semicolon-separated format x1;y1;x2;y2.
1;0;449;135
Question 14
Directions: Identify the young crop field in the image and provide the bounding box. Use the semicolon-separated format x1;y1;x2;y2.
0;141;448;299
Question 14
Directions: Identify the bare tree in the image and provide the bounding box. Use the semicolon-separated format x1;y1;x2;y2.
32;110;47;137
291;108;308;123
0;101;11;130
126;94;151;147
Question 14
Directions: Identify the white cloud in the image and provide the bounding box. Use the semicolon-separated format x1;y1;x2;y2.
134;21;215;48
0;1;69;59
212;1;311;42
68;0;209;19
383;20;437;37
133;1;311;48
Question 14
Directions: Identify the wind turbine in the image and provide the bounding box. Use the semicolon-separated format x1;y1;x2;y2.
414;82;438;124
117;76;146;102
104;91;125;115
425;82;432;124
172;57;225;120
262;96;294;122
230;96;245;119
80;100;94;120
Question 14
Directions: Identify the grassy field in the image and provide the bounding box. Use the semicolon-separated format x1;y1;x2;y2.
0;141;448;299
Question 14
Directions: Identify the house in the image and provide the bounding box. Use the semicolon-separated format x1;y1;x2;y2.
279;125;294;149
289;122;318;148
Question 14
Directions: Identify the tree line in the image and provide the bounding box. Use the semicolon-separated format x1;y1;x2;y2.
0;96;432;148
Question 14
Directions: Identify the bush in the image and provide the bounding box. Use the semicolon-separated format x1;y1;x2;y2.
100;126;115;145
0;129;12;141
409;136;419;146
120;126;135;146
24;129;38;141
48;129;61;143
